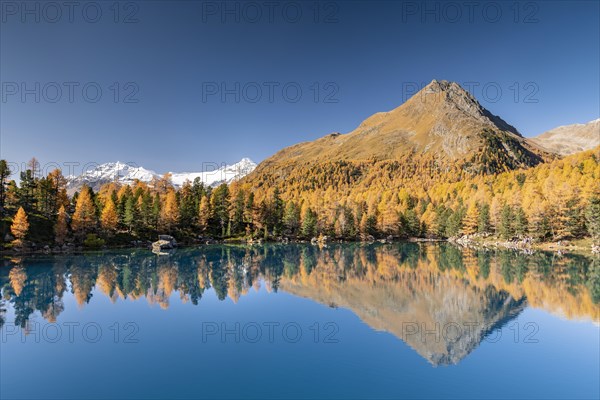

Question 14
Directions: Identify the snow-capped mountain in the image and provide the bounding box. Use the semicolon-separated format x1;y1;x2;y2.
66;162;160;193
169;158;256;187
66;158;256;193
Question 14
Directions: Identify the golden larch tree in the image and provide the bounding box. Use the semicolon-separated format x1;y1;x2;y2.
161;190;179;231
71;186;97;234
101;198;118;232
462;202;479;235
11;207;29;246
198;196;210;233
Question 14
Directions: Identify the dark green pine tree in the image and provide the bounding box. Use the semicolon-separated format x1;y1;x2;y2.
363;215;378;237
342;206;357;238
585;195;600;244
477;203;491;234
151;193;161;230
565;196;585;238
445;206;465;238
139;192;153;229
18;170;37;212
402;209;420;237
513;207;528;237
211;184;230;237
499;204;513;239
178;182;197;229
35;176;57;217
282;201;300;236
301;207;317;238
271;188;284;236
433;205;449;238
0;160;11;215
191;178;206;209
123;196;138;233
117;186;134;223
230;190;245;236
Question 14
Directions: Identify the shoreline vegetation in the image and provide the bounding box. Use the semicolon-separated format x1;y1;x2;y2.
1;149;599;258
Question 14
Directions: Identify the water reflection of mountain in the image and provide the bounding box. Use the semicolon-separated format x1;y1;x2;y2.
281;266;527;366
1;244;598;365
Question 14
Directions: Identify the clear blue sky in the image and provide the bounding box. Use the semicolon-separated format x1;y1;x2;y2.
1;0;599;174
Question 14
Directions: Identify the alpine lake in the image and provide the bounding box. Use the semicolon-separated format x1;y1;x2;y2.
1;243;599;399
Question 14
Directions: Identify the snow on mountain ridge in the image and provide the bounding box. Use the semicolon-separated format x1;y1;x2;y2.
66;158;256;193
169;158;257;187
66;162;158;184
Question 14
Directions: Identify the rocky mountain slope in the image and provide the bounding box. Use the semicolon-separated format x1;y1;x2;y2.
530;118;600;156
67;158;256;193
251;80;550;179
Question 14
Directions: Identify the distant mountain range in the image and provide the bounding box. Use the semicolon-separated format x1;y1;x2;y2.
530;118;600;156
65;80;598;194
66;158;256;193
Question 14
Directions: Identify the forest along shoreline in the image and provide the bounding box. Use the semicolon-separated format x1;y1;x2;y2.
1;148;600;257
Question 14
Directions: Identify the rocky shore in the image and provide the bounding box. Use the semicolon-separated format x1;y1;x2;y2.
450;234;599;256
2;232;598;257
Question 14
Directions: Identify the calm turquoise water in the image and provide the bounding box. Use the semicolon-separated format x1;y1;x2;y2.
1;243;599;399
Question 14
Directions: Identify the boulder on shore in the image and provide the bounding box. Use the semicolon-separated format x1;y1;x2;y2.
158;235;177;244
360;234;375;243
152;235;177;254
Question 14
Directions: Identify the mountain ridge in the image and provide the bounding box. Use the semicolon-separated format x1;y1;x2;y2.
530;118;600;156
66;158;256;193
249;79;551;181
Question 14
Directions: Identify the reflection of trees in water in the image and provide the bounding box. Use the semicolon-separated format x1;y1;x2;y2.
1;258;68;328
0;299;5;329
0;244;597;330
588;258;600;304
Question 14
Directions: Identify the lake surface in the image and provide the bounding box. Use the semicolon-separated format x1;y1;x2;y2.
1;243;599;399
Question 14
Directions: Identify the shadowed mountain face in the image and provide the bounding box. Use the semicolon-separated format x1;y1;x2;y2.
249;80;549;180
1;244;597;366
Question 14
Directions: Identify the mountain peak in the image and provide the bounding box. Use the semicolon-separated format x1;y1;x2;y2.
421;79;471;98
424;79;457;91
250;79;546;174
234;158;257;168
414;80;485;112
404;80;521;136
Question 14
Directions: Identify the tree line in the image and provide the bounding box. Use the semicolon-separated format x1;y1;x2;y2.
1;148;599;249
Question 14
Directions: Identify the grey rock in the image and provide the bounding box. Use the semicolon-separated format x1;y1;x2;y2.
152;235;177;253
152;240;173;252
158;235;177;245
